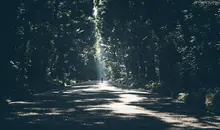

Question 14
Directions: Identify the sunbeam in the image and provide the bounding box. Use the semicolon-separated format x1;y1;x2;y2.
92;0;107;79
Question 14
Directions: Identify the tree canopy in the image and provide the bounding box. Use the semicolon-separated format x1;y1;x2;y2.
2;0;220;118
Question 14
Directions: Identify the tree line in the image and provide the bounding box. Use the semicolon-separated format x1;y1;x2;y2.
98;0;220;90
2;0;220;118
1;0;101;118
97;0;220;112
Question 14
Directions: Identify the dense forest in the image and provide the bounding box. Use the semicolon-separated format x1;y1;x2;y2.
93;0;220;113
1;0;220;120
1;0;101;119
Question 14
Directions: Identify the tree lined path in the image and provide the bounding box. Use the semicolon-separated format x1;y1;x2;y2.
5;81;220;130
2;1;220;129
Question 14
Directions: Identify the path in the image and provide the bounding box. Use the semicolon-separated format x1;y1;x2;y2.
4;81;220;130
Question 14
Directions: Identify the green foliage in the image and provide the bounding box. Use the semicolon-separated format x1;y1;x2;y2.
206;89;220;114
96;0;220;114
50;40;55;45
3;0;220;115
144;81;171;96
178;93;189;102
144;81;161;89
4;0;100;101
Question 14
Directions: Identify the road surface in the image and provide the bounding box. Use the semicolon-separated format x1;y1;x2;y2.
4;81;220;130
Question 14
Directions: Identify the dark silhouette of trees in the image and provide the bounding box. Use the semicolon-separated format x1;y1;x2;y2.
2;0;220;119
99;0;220;93
1;0;99;120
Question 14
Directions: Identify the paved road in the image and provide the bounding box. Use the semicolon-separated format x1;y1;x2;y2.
5;81;220;130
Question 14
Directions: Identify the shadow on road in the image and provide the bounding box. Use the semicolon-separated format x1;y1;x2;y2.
4;81;220;130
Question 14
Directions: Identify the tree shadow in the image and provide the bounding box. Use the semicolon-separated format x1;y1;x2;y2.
4;82;220;130
125;91;220;129
5;90;172;130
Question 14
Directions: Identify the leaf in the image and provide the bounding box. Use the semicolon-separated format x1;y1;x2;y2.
66;12;70;17
50;40;55;45
87;16;95;23
34;26;38;30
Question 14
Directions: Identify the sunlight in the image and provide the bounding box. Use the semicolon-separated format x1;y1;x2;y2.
92;0;102;58
94;121;105;125
93;6;98;18
9;101;41;105
12;108;76;118
98;81;107;86
118;94;146;104
106;102;146;114
23;107;47;111
12;112;41;116
92;0;107;78
52;91;60;94
7;82;220;129
69;83;220;129
45;112;62;116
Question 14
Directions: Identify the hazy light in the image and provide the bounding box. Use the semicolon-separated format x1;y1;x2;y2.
93;6;98;18
9;101;40;105
12;112;40;117
93;0;106;75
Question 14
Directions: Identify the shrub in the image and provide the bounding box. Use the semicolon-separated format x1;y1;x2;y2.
206;89;220;114
205;91;216;112
178;93;189;102
144;81;171;96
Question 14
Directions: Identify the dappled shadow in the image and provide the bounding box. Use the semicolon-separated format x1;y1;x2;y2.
5;81;220;130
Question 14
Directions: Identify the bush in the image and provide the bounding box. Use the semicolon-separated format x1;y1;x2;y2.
206;91;215;112
144;81;171;96
178;93;189;102
144;81;161;89
206;89;220;114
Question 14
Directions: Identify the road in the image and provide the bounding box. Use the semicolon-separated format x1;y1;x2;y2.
4;81;220;130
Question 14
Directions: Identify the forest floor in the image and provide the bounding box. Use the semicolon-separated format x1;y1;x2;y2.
3;81;220;130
